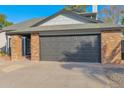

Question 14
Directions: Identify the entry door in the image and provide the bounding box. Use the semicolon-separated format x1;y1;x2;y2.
40;34;101;63
22;36;31;56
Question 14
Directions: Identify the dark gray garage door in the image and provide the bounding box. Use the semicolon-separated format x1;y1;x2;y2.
40;34;101;63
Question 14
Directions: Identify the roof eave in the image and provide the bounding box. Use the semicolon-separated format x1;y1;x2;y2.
6;26;123;35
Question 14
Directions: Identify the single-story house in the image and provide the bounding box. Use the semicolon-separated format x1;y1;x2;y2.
1;10;124;64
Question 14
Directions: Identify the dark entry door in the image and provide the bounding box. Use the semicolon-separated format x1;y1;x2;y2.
40;34;101;63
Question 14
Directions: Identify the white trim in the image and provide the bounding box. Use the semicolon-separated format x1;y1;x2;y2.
22;37;26;56
6;36;11;53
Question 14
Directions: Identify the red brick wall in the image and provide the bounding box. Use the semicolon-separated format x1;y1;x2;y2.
11;35;22;61
31;33;40;62
101;31;121;64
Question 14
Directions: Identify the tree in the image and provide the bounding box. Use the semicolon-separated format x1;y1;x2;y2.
98;5;124;24
64;5;88;13
121;17;124;35
4;21;13;27
121;17;124;25
0;14;13;29
0;14;6;29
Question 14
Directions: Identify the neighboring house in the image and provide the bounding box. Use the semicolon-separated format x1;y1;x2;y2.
2;10;124;64
0;30;7;52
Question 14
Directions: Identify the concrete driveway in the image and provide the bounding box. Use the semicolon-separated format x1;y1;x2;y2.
0;61;122;88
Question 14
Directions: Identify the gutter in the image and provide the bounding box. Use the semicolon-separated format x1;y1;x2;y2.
6;27;123;35
6;23;124;35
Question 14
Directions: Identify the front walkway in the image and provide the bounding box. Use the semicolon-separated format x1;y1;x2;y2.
0;61;123;88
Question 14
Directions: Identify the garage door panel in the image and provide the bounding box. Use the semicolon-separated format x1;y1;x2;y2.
40;34;100;63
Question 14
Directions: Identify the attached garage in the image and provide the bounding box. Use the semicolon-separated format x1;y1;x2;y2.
40;32;101;63
5;10;123;64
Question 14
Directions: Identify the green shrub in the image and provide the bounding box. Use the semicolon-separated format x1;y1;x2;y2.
0;51;8;56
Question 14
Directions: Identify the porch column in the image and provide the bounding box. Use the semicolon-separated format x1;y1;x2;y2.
11;35;22;61
31;33;40;62
101;31;121;64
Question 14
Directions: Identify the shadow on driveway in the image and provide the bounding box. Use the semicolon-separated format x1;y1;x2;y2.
61;62;124;86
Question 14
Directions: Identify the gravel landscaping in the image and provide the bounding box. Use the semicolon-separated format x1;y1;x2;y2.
104;66;124;87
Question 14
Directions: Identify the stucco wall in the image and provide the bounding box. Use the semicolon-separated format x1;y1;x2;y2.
0;32;7;51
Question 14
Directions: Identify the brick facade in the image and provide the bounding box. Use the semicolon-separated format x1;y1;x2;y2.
31;33;40;62
101;31;122;64
11;35;22;61
10;30;122;64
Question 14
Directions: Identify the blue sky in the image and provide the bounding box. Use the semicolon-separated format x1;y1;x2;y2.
0;5;103;23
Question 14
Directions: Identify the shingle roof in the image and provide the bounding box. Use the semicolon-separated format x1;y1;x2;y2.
77;12;97;19
3;17;46;31
7;23;124;34
77;12;97;16
3;10;104;31
3;9;122;35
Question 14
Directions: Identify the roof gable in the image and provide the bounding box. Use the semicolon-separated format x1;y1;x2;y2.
34;10;99;26
39;13;86;26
